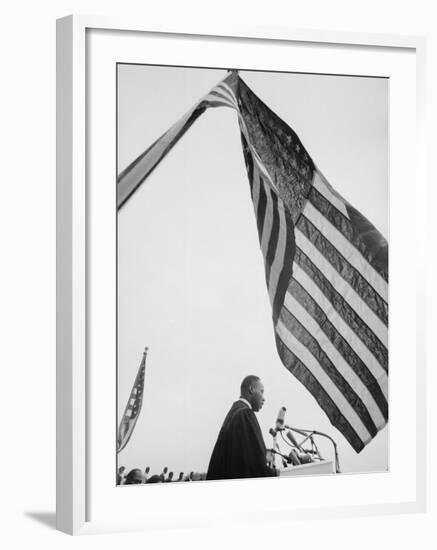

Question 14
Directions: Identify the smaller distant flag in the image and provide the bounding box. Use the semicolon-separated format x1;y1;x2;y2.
117;347;148;453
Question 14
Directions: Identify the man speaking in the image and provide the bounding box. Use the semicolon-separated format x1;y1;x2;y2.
206;375;278;481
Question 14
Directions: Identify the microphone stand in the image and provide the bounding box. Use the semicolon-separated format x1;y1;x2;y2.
285;425;341;473
270;448;291;466
268;428;278;469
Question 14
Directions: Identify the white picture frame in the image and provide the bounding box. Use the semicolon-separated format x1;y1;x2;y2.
56;14;427;535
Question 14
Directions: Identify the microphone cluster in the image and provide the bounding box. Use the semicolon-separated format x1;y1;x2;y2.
270;406;313;466
268;405;341;473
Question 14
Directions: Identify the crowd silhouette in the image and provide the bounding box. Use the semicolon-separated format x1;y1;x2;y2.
117;465;206;485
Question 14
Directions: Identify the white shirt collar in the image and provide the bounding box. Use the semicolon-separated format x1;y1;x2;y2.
238;397;252;409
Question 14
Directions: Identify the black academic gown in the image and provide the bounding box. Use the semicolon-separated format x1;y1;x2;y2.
206;400;276;480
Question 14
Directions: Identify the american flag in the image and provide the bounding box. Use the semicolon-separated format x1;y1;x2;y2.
117;347;148;453
117;72;388;453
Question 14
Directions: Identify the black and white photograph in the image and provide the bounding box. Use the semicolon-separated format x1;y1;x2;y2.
1;0;433;543
116;65;389;486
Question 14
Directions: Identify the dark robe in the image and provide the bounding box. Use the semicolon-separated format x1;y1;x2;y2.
206;400;276;480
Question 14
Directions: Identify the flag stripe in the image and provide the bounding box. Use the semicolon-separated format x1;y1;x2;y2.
275;333;365;452
308;186;388;282
201;99;235;110
271;200;296;324
241;134;255;199
117;105;207;208
294;249;388;371
260;176;275;264
265;184;281;290
256;175;268;249
247;151;261;208
249;163;296;324
278;307;378;438
295;229;388;346
204;89;237;109
312;169;350;219
303;200;388;301
287;276;388;407
284;291;387;426
297;214;388;324
275;322;369;451
211;85;239;109
206;89;236;105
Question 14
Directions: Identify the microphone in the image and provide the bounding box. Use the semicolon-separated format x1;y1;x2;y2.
288;449;301;466
286;430;300;448
275;406;287;432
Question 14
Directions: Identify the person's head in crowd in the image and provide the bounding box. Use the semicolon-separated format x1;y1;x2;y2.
166;471;174;482
124;468;145;485
117;466;126;484
240;375;265;412
146;474;162;484
144;466;150;475
177;472;184;481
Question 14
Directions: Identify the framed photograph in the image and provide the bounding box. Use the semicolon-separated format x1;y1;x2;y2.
56;15;426;535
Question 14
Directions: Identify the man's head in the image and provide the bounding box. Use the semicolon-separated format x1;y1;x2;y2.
124;468;145;485
146;474;162;484
240;375;265;412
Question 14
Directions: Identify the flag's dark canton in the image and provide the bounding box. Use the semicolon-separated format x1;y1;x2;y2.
240;132;296;325
237;78;315;222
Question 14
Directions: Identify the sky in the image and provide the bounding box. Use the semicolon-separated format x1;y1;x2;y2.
116;64;389;479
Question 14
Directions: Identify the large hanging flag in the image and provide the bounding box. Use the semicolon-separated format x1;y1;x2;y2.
117;72;388;453
117;347;148;453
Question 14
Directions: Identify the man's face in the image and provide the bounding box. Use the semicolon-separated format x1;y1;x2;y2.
250;380;265;412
